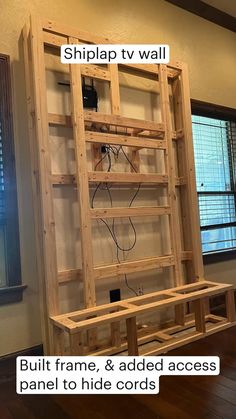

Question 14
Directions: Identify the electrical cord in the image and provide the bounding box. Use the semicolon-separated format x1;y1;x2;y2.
91;142;141;296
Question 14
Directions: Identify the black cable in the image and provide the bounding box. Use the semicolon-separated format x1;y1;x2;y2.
120;145;138;173
91;141;141;296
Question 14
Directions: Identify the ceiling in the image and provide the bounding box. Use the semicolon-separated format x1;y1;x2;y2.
203;0;236;18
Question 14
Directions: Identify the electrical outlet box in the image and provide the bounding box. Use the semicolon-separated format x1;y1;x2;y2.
110;288;121;303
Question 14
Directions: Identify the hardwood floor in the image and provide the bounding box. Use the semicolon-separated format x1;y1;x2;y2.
1;327;236;419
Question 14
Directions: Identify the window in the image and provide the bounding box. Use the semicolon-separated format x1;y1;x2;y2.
0;54;25;304
192;101;236;259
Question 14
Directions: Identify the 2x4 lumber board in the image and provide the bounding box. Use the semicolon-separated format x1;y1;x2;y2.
175;304;185;326
172;129;184;140
88;172;168;184
85;130;167;150
126;317;139;355
83;111;164;133
53;326;65;355
42;18;112;45
108;62;121;347
57;253;188;284
225;289;236;322
94;255;175;280
48;113;72;126
207;314;227;323
178;63;204;280
159;64;183;286
51;174;76;185
181;250;192;260
155;332;172;341
90;206;171;219
194;299;206;333
51;173;185;187
111;322;122;347
48;112;179;140
141;331;202;356
175;176;186;186
23;23;51;355
58;268;82;284
69;36;96;308
30;18;60;325
80;65;111;81
119;63;178;79
109;63;120;115
51;173;186;187
172;71;196;283
69;332;84;355
43;31;67;47
51;284;233;333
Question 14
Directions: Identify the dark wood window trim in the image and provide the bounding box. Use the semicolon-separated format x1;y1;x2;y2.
191;99;236;265
0;54;25;304
165;0;236;33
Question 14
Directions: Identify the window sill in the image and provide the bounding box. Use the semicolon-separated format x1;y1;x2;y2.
203;249;236;265
0;284;27;305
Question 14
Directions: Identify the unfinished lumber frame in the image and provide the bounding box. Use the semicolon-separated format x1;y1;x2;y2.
23;16;235;355
51;281;235;356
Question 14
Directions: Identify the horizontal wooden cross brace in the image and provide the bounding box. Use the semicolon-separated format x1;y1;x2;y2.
90;206;171;219
88;172;168;183
48;112;183;140
51;173;186;186
85;131;167;149
57;252;192;283
48;111;165;133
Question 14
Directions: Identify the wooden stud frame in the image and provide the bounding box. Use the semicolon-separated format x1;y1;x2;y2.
23;16;235;355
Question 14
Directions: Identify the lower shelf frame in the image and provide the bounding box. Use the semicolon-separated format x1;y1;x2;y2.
50;280;236;356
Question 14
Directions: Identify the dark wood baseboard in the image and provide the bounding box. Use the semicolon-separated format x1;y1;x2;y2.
0;345;43;378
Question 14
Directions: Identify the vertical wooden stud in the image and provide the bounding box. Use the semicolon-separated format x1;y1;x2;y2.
175;303;185;325
194;298;206;333
30;16;60;354
53;326;65;355
70;332;84;355
69;37;97;348
172;63;204;282
225;290;236;322
111;321;121;347
159;65;183;286
23;23;51;354
68;37;96;309
126;317;139;355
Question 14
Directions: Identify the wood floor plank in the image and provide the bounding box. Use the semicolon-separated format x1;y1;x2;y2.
1;326;236;418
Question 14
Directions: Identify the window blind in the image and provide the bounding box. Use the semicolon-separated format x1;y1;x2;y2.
192;115;236;254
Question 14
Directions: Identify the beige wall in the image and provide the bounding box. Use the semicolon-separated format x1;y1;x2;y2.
0;0;235;356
